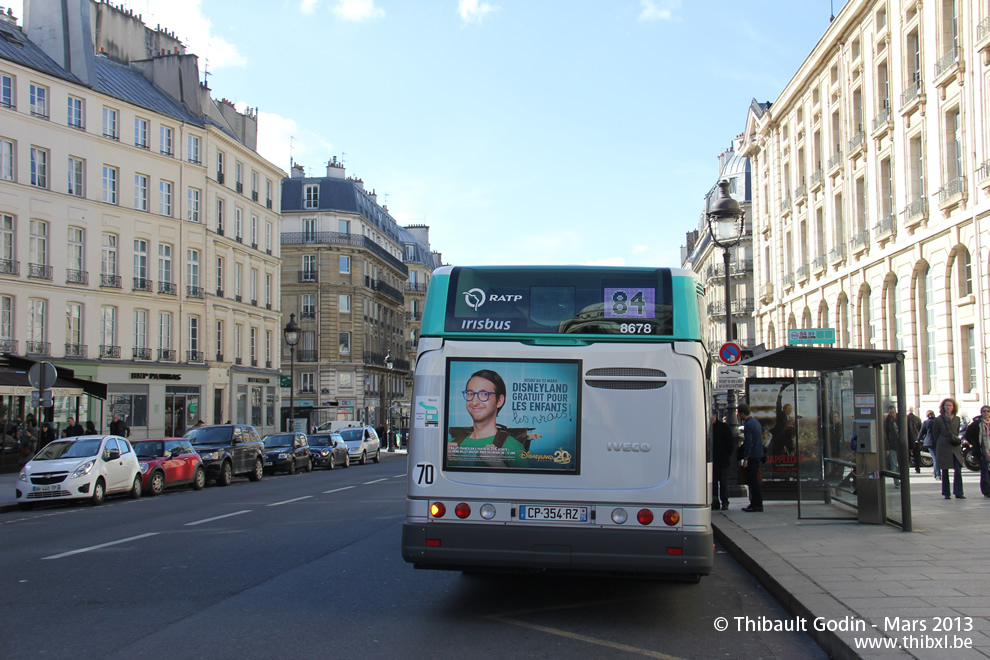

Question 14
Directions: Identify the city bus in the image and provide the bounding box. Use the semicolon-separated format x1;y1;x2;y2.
402;265;713;579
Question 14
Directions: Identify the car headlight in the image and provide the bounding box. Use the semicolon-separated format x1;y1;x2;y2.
139;462;149;473
320;449;330;456
18;469;27;482
200;451;221;460
277;453;288;460
71;460;96;479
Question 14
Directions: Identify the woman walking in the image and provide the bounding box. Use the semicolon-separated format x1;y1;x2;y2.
934;398;965;499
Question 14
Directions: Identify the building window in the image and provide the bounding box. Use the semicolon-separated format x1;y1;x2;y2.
216;257;224;293
302;254;316;278
135;309;148;349
67;96;84;129
135;117;149;148
340;294;351;313
102;233;118;276
102;166;119;204
68;156;85;197
159;312;172;350
235;323;243;359
251;171;259;200
251;216;258;246
250;268;258;303
29;83;48;118
302;294;315;318
946;108;963;180
102;107;119;139
301;372;315;394
0;73;12;108
134;239;149;281
235;208;243;240
338;219;350;234
159;244;173;284
266;222;273;252
964;325;977;392
0;295;12;342
134;174;148;210
266;330;272;364
959;249;973;296
187;135;200;164
216;320;224;357
250;327;257;363
909;136;924;202
66;302;82;347
339;372;353;389
101;306;117;346
1;138;13;181
67;227;85;272
303;218;316;241
339;332;350;354
304;184;319;209
28;298;47;345
923;267;938;394
217;198;225;234
187;249;200;287
160;180;173;216
30;146;48;188
235;162;243;192
160;125;174;156
265;273;272;307
29;219;48;267
187;187;201;222
339;255;350;274
188;316;200;351
235;262;243;298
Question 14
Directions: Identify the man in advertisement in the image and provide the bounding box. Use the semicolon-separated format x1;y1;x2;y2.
447;369;534;469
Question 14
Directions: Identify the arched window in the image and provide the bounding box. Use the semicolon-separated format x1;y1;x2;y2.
922;266;937;394
859;286;873;348
818;301;830;329
767;321;776;349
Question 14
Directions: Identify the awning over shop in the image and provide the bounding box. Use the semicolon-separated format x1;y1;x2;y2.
0;354;108;400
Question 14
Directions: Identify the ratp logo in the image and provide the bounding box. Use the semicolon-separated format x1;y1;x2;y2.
462;288;486;311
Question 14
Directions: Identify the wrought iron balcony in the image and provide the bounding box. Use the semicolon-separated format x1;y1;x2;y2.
872;106;890;133
406;312;421;322
266;199;273;210
782;273;795;288
251;299;257;307
298;271;318;283
829;244;846;262
28;263;53;280
934;47;958;78
874;214;896;238
66;269;88;285
158;281;177;295
186;285;205;299
794;184;807;201
216;226;224;236
826;151;842;171
266;360;272;369
101;274;122;288
300;311;316;320
979;15;990;41
234;294;242;303
812;254;828;272
236;182;243;194
809;169;824;190
796;265;810;281
779;196;791;213
158;349;176;362
0;259;19;276
365;277;405;304
99;344;120;358
363;351;410;370
405;282;429;292
297;350;318;362
847;131;866;153
0;339;17;353
216;288;224;298
187;350;204;363
978;158;990;183
251;359;258;367
64;343;87;358
217;171;224;184
234;357;242;365
903;196;926;221
133;347;152;360
281;232;408;275
938;176;966;204
900;79;921;109
850;229;870;249
133;277;153;292
26;341;50;355
216;352;224;363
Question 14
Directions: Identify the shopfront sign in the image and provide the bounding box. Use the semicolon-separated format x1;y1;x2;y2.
130;373;182;380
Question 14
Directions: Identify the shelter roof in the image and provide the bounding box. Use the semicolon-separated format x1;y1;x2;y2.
738;346;904;373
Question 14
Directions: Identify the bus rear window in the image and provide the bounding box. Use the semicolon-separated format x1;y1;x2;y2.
444;267;673;335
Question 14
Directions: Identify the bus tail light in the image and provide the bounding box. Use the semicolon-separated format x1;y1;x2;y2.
426;539;441;547
455;503;471;519
662;510;680;526
430;502;446;518
667;547;682;555
610;508;628;524
480;504;496;519
636;509;654;525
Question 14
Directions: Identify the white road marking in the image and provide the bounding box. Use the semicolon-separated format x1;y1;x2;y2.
363;478;388;485
185;510;252;526
267;496;313;507
42;532;160;560
323;486;356;494
392;474;406;479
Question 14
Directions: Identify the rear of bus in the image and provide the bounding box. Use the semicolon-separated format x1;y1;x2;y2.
402;266;713;579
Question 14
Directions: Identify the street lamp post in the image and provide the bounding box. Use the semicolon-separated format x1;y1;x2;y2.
283;313;300;432
706;179;745;427
384;350;395;451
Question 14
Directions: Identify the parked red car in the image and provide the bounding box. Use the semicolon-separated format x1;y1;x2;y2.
132;438;206;495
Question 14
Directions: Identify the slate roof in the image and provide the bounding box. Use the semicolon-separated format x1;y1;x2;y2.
93;56;203;126
0;22;80;84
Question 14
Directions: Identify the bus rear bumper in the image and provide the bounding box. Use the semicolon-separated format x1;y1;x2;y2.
402;522;713;577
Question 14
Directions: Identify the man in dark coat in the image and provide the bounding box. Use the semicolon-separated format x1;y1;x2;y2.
884;406;902;485
711;412;735;511
63;417;85;437
738;403;764;512
907;407;922;474
109;414;130;437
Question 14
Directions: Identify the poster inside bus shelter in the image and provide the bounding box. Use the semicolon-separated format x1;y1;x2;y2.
444;358;581;474
744;378;820;483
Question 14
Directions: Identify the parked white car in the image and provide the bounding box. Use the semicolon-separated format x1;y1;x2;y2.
336;426;382;465
16;435;142;508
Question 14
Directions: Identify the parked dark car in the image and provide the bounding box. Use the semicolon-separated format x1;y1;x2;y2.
185;424;265;486
307;433;350;469
262;433;312;474
133;438;206;495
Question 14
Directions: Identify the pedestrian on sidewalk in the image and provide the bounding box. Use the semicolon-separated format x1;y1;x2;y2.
737;403;764;513
907;407;922;474
884;406;902;487
964;405;990;498
711;412;734;511
919;410;938;479
934;398;964;500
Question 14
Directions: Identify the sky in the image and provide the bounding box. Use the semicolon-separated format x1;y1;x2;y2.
27;0;848;267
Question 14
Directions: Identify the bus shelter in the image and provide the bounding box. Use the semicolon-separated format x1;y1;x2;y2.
737;346;910;531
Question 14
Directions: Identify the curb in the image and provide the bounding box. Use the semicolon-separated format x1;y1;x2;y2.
713;516;912;660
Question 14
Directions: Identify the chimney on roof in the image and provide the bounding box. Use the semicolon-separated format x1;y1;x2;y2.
0;7;18;25
290;163;306;179
326;157;346;179
24;0;96;84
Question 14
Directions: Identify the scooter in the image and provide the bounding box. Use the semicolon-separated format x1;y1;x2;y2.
962;439;982;472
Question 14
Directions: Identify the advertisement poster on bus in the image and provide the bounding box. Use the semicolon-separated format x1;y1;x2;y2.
744;378;820;483
444;358;581;474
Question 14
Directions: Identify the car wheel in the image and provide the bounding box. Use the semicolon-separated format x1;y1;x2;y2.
287;459;296;475
249;458;264;482
91;478;106;506
327;455;335;470
130;475;142;499
343;454;350;468
193;466;206;490
216;460;233;487
148;471;166;496
306;458;313;473
373;448;381;463
360;450;368;465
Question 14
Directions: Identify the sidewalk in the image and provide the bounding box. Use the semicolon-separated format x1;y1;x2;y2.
715;470;990;659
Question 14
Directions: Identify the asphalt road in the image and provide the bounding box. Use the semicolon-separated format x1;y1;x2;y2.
0;455;825;659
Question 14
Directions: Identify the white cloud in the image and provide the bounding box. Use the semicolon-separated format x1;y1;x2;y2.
458;0;500;24
636;0;680;22
126;0;246;68
235;104;335;173
300;0;320;14
333;0;385;21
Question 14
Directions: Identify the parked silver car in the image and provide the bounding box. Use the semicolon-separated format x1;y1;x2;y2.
336;426;381;465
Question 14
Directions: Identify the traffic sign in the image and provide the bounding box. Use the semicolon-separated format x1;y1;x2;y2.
30;390;54;408
788;328;836;345
28;361;57;390
717;365;745;390
719;342;742;365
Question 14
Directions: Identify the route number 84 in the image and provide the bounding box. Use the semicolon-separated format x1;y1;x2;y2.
415;463;435;486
